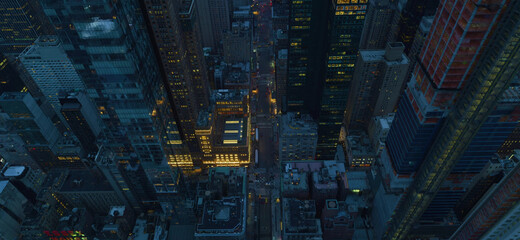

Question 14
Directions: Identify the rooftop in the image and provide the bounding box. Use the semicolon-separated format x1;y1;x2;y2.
196;108;213;128
345;171;369;191
347;133;376;157
214;89;248;101
280;112;317;135
360;49;409;66
196;197;245;235
283;199;321;234
60;170;113;192
208;167;246;196
2;165;26;177
179;0;194;14
282;169;308;191
129;219;150;240
313;161;347;190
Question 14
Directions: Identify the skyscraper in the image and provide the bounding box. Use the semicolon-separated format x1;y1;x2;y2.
360;0;397;49
18;36;86;111
196;0;231;50
0;92;60;170
179;1;211;110
286;0;329;114
386;0;439;53
450;151;520;240
60;91;103;154
386;0;512;175
0;0;53;56
286;0;368;159
40;0;178;166
317;0;369;159
0;53;25;94
143;0;212;168
345;42;409;131
384;1;520;238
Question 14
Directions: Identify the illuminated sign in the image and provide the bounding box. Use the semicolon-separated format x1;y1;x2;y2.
43;231;88;240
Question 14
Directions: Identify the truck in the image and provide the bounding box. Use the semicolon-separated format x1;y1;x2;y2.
255;149;259;165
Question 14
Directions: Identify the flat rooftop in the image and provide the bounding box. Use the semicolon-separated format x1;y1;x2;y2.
280;112;317;135
2;165;26;177
60;170;113;192
283;199;320;234
196;197;245;234
214;89;248;101
283;170;308;191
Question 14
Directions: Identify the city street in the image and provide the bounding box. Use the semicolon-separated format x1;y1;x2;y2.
251;0;279;239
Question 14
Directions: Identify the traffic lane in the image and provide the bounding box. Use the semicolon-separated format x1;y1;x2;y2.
257;197;272;240
257;127;273;169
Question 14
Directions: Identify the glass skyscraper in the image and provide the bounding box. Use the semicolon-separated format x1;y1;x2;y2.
287;0;368;160
0;0;53;56
39;0;179;165
385;1;520;238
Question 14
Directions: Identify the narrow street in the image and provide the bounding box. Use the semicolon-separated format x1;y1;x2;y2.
251;0;279;239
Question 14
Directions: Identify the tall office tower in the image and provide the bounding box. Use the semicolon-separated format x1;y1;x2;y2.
0;92;60;170
360;0;397;49
223;21;252;64
276;49;288;113
0;53;25;94
345;42;409;131
0;180;28;240
143;0;212;168
384;1;520;238
405;15;434;89
0;0;53;56
286;0;328;114
0;134;40;170
179;1;211;110
18;36;86;111
40;0;178;166
60;91;103;155
417;88;520;227
386;0;439;53
197;0;231;50
317;0;368;159
386;0;512;175
450;151;520;240
454;158;504;221
286;0;368;159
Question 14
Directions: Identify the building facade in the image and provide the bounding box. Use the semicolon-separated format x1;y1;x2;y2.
360;0;397;49
40;0;179;167
19;36;86;113
345;42;408;131
196;0;231;51
386;0;512;174
0;0;53;56
223;21;252;64
384;1;520;238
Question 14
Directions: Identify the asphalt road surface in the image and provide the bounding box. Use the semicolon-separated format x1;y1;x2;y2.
253;0;276;239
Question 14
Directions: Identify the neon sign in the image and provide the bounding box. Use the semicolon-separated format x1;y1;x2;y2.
43;230;88;240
